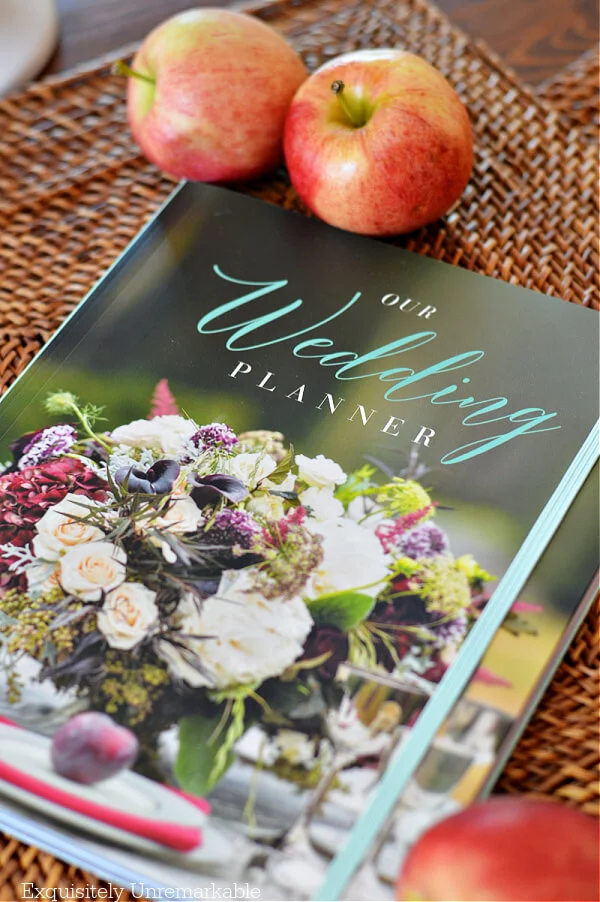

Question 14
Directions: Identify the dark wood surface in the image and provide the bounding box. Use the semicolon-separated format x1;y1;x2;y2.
45;0;599;84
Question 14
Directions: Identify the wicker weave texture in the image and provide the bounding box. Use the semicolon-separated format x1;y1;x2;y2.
0;0;598;897
0;0;598;399
538;47;599;144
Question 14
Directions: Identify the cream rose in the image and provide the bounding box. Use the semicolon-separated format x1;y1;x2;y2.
59;542;127;601
97;583;159;649
33;493;105;561
110;415;197;456
296;454;346;490
26;560;60;596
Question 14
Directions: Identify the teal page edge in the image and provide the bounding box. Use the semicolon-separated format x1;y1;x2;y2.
314;419;599;901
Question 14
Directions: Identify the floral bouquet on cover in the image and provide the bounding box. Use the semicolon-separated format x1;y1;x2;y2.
0;382;534;794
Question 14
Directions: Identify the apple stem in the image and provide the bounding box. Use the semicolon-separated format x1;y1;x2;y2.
113;60;156;85
331;79;366;128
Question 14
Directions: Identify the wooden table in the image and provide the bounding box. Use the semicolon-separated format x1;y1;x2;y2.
46;0;598;85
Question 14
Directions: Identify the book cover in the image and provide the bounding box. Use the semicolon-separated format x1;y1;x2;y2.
0;182;598;901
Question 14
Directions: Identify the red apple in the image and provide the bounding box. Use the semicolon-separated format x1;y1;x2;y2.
51;712;139;785
124;9;307;182
396;797;599;901
283;49;473;235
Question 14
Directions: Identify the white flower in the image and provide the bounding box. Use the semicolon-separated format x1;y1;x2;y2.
247;492;286;520
59;541;127;601
273;729;318;767
158;572;313;690
107;447;157;480
110;416;197;456
142;493;203;563
157;594;211;689
152;494;204;533
32;494;105;561
97;582;159;650
247;471;296;520
296;454;346;490
263;472;296;492
299;486;344;521
225;452;277;487
345;496;386;530
26;560;60;596
305;519;389;599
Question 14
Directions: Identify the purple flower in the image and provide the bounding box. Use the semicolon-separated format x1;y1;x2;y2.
428;611;468;648
396;522;449;559
197;508;260;550
192;508;261;572
191;423;238;452
17;425;77;470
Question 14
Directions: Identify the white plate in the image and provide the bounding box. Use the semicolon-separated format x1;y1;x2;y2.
0;723;213;857
0;0;59;96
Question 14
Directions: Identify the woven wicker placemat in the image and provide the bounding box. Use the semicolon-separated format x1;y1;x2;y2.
0;0;598;897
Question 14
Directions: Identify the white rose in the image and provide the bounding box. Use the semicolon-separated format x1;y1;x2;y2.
159;573;313;690
152;494;203;534
59;541;127;601
143;493;203;563
305;519;389;599
296;454;346;490
157;593;211;688
32;494;105;561
110;416;197;456
246;492;286;520
299;486;344;522
97;583;159;650
345;496;387;531
226;452;277;488
247;471;296;519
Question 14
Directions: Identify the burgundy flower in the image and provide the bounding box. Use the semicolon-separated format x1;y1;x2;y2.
302;625;349;680
370;590;429;671
189;473;248;507
422;654;448;684
0;458;107;592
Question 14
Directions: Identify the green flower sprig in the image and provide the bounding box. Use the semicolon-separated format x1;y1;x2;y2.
45;391;111;453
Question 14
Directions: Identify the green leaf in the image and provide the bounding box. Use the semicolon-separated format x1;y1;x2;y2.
307;590;375;631
335;464;377;506
266;445;294;485
175;710;234;796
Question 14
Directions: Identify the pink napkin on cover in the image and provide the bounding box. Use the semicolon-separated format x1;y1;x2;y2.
0;714;207;851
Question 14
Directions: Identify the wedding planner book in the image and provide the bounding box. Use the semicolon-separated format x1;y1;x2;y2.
0;182;598;901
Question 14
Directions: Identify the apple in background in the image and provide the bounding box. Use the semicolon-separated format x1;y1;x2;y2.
284;49;473;235
123;9;307;182
51;712;139;784
396;797;600;901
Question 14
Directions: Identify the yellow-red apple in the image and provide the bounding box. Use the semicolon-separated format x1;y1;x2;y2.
124;9;307;182
283;49;473;235
396;797;600;901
